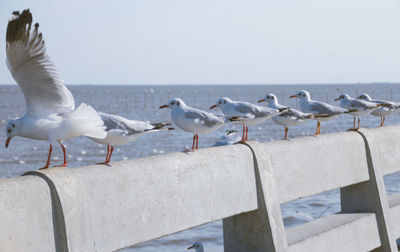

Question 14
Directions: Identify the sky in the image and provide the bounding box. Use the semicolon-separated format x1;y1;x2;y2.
0;0;399;85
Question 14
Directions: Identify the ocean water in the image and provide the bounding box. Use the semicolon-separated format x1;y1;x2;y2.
1;84;400;251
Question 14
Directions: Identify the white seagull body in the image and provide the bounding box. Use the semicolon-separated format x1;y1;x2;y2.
357;93;399;126
259;93;314;139
89;112;173;164
5;10;106;169
160;98;229;150
210;97;284;142
335;93;381;130
290;90;349;135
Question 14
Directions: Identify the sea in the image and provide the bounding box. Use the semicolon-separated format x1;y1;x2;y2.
1;83;400;251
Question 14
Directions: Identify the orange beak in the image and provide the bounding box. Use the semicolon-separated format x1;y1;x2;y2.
258;99;266;103
289;95;297;98
187;246;193;250
334;98;341;101
5;137;11;148
159;104;168;109
209;105;217;109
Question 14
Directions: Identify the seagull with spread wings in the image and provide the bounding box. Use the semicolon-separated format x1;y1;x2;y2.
5;9;106;169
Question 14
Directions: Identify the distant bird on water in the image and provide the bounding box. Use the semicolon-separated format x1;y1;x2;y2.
188;242;204;252
89;112;173;165
5;9;106;169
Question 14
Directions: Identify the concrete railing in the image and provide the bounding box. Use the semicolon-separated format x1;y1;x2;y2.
1;125;400;251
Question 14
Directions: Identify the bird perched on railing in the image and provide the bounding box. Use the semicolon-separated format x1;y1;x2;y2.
290;90;351;135
188;242;204;252
210;97;286;142
258;93;318;140
334;93;384;130
5;9;106;169
357;93;400;127
88;112;173;165
160;98;238;151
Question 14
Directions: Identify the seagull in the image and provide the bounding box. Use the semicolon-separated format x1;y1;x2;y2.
290;90;350;135
210;97;286;142
213;129;242;146
357;93;399;127
334;93;382;130
5;9;106;169
188;242;204;252
258;93;316;140
88;112;173;165
160;98;233;151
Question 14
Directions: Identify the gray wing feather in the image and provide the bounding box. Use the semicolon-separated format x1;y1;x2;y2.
185;110;223;127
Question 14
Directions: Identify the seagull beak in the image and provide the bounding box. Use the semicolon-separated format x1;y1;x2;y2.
159;104;168;109
289;95;297;98
334;97;341;101
187;246;193;250
5;137;11;148
209;104;217;109
258;99;266;103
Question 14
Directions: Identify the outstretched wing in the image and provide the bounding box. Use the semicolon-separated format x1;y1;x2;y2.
6;9;75;117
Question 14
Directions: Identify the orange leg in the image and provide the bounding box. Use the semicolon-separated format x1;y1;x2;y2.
195;134;199;150
357;117;360;129
353;117;356;128
284;126;288;140
240;125;245;142
245;126;248;141
315;121;321;135
191;135;196;150
54;143;68;167
107;146;114;163
39;144;53;170
97;145;110;165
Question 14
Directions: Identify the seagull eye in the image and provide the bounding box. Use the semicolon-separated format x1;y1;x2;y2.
177;102;180;106
7;129;11;133
224;101;226;104
11;123;15;128
171;102;175;105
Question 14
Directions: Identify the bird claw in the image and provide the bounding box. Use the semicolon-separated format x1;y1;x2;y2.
53;162;68;168
347;127;359;131
38;166;49;170
96;162;111;166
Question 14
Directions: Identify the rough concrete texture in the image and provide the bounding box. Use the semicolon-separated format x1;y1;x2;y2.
357;125;400;176
388;193;400;238
258;131;369;203
224;142;287;252
37;144;257;252
287;213;381;252
0;176;55;252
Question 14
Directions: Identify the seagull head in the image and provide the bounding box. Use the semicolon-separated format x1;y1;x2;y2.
5;119;20;148
188;242;204;251
210;97;232;109
357;93;372;101
258;93;278;104
159;98;185;109
290;90;310;100
334;94;350;101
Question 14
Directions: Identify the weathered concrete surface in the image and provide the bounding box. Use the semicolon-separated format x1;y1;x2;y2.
358;125;400;176
0;176;55;252
223;142;287;252
259;131;369;203
37;144;257;252
341;129;397;252
287;213;381;252
388;193;400;238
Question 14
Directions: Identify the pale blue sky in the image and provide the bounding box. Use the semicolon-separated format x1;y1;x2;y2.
0;0;399;85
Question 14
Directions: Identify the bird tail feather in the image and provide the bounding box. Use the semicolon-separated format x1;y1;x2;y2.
67;103;106;139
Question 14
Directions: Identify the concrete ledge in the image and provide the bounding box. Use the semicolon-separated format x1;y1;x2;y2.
36;144;257;252
358;125;400;176
257;131;369;203
0;176;55;252
287;213;381;252
388;193;400;238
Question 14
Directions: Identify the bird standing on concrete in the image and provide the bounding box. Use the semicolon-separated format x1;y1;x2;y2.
210;97;285;142
334;93;382;130
258;93;316;140
290;90;349;135
188;242;204;252
357;93;399;127
160;98;232;151
89;112;173;165
5;9;106;169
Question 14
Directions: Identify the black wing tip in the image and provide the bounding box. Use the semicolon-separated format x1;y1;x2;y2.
151;122;172;130
7;9;33;44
